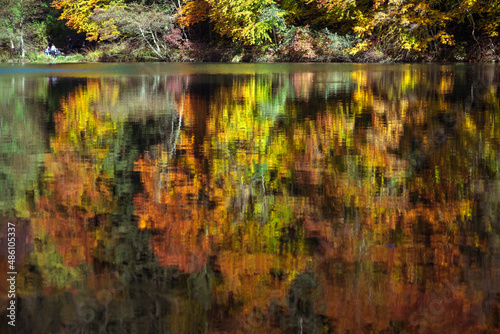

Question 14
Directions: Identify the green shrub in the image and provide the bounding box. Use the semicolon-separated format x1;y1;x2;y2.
276;26;316;61
453;42;467;61
26;50;56;62
83;46;104;62
315;29;359;62
64;54;85;62
275;26;358;62
30;22;49;50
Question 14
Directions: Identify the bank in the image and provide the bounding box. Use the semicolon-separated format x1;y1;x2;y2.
2;35;500;64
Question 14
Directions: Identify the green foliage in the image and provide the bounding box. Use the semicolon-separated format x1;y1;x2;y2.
0;0;46;57
0;76;46;216
26;50;50;61
314;28;359;61
453;42;467;61
205;0;286;45
275;26;358;61
30;21;49;49
82;45;104;61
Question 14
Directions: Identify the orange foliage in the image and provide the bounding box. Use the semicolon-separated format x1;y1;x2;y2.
134;153;212;272
176;0;210;26
31;80;117;268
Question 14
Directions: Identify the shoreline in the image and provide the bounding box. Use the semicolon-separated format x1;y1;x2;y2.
3;35;499;65
2;56;498;64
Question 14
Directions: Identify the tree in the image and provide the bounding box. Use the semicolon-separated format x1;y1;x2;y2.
453;0;500;42
177;0;286;45
50;0;122;41
92;3;182;59
209;0;286;44
176;0;210;27
350;0;455;59
0;0;45;57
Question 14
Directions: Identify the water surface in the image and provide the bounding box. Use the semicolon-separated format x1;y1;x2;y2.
1;62;500;333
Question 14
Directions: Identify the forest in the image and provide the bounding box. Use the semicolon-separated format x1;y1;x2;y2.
1;0;500;62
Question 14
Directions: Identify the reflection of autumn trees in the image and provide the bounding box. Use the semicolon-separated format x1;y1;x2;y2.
133;67;500;332
0;77;46;217
26;80;118;297
134;151;212;272
291;67;499;332
15;65;500;332
133;75;317;330
27;75;186;274
15;76;199;333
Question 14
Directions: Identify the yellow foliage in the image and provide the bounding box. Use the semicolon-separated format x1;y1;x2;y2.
439;32;455;45
349;40;372;55
204;0;280;44
51;0;123;41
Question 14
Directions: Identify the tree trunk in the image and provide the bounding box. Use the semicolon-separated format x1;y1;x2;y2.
20;31;25;58
19;17;25;58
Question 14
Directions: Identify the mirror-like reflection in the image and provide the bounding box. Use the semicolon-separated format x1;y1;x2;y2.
1;63;500;333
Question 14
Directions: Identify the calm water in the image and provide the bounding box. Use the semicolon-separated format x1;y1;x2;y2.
1;62;500;333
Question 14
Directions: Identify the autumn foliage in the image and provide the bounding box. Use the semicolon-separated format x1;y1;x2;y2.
38;0;499;61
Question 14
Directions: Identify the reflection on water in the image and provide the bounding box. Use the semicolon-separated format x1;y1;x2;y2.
1;63;500;333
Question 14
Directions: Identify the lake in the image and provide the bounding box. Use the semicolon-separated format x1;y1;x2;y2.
1;62;500;333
